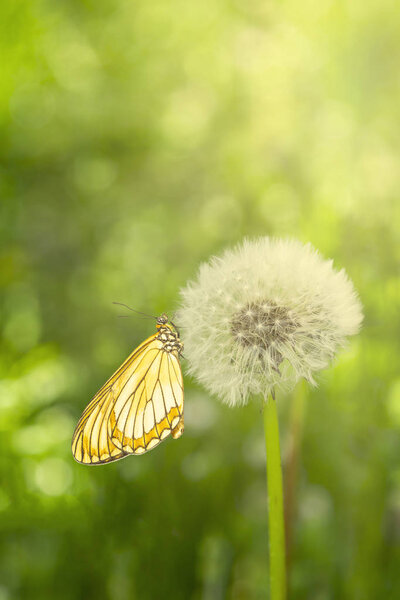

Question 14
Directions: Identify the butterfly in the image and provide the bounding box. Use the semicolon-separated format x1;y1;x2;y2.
72;313;184;465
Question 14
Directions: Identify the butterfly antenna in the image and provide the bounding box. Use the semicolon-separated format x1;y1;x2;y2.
112;302;157;320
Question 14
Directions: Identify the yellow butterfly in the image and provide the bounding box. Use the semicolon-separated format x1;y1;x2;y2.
72;313;184;465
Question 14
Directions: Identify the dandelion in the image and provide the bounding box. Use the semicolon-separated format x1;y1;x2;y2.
177;237;363;600
177;237;362;406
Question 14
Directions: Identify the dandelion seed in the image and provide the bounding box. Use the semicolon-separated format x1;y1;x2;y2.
177;237;363;406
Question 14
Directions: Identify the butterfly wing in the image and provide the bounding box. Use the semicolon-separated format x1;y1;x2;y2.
109;345;184;455
72;334;184;465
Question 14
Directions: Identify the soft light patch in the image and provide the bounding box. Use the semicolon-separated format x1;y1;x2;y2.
35;458;73;496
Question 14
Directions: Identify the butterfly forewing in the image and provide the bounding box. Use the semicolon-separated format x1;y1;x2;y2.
72;321;184;465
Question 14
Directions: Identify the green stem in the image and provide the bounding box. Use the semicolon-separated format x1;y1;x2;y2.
285;381;307;578
263;393;286;600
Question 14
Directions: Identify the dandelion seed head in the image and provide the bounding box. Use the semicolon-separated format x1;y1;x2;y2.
177;237;363;406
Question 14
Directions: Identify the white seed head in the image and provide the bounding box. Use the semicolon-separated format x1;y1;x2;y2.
176;237;363;406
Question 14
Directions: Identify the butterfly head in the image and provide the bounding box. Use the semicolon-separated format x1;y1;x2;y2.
156;313;169;328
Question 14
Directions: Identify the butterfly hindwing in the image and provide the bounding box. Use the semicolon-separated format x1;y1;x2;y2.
109;345;184;455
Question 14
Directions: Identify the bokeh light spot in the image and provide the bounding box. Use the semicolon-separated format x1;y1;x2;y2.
34;458;73;496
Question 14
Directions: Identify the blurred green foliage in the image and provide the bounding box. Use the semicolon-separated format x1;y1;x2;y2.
1;0;399;598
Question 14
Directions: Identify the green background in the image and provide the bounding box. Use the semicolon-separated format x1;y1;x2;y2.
1;1;399;598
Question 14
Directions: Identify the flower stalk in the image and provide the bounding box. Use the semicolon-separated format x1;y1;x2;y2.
284;380;307;576
263;393;286;600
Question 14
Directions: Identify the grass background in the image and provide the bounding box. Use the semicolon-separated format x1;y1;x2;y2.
1;1;399;598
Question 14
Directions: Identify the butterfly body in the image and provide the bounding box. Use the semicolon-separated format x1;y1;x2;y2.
72;314;184;465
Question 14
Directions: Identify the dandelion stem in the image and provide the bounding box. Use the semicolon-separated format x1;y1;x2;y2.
263;393;286;600
284;380;307;579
